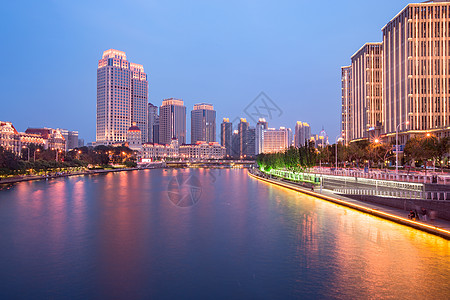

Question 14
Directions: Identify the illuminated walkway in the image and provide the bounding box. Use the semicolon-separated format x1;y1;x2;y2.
248;170;450;240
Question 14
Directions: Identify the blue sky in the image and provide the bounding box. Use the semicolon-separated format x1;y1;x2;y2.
0;0;412;143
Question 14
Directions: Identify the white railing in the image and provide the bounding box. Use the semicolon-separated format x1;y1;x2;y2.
334;188;449;201
320;174;424;191
312;168;450;185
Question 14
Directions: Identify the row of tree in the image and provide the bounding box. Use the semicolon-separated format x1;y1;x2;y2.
257;142;317;172
256;135;449;172
0;145;137;175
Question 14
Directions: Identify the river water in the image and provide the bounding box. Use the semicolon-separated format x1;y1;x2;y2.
0;168;449;299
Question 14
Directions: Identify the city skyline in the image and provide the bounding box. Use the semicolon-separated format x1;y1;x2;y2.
0;0;415;143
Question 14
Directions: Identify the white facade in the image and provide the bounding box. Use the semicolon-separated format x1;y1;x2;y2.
96;49;148;145
262;127;290;153
179;142;226;160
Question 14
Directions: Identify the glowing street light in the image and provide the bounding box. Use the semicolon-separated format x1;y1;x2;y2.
396;120;409;174
34;148;40;161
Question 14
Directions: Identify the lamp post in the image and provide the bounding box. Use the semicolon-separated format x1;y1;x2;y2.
22;146;29;161
34;148;40;161
396;121;409;174
335;135;343;170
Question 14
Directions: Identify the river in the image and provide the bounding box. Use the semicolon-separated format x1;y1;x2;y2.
0;168;449;299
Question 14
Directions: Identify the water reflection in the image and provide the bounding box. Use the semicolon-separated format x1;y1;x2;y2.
0;169;448;299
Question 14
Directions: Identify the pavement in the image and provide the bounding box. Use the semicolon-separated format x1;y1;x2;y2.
248;170;450;240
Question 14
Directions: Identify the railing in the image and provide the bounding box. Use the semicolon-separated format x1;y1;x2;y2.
334;188;450;201
262;169;320;184
321;174;424;191
312;167;450;185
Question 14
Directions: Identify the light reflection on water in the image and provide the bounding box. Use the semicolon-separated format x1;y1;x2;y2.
0;168;448;299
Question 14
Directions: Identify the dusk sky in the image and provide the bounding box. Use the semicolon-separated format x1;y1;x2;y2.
1;0;412;143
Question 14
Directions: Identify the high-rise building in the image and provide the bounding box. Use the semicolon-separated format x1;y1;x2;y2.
148;103;159;143
294;121;311;147
245;127;256;157
191;103;216;143
341;66;352;145
255;118;268;154
153;117;160;144
351;43;383;141
382;1;450;142
231;130;240;158
96;49;148;145
159;98;186;145
238;118;249;158
262;127;290;153
220;118;233;157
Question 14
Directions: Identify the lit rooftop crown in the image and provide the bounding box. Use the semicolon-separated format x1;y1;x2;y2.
223;118;230;122
102;49;127;60
162;98;184;106
193;103;214;110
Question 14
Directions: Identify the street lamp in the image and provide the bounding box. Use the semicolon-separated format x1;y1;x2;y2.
335;135;343;170
34;148;40;161
396;120;409;174
22;146;29;161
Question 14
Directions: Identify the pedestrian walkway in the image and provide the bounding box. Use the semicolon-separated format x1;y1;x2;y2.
248;170;450;240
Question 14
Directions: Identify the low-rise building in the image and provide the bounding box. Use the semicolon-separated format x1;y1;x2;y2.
25;128;66;150
179;141;226;160
142;139;179;161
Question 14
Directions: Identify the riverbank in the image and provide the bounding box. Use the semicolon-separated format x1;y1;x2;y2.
0;167;140;185
248;169;450;240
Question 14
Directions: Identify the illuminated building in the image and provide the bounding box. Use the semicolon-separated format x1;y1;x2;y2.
255;118;268;154
351;43;383;141
96;49;148;145
220;118;233;156
262;127;290;153
341;66;352;145
294;121;311;147
159;98;186;145
0;121;20;153
0;121;47;154
25;128;65;150
382;1;450;142
127;123;142;152
238;118;249;157
179;141;226;159
142;138;179;161
191;103;216;143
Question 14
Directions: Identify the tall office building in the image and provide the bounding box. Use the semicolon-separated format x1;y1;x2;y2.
262;127;290;153
341;66;352;145
231;130;240;158
245;127;256;157
191;103;216;143
153;117;160;144
351;43;383;141
220;118;233;156
238;118;249;158
255;118;268;154
96;49;148;145
382;1;450;142
148;103;159;143
294;121;311;147
159;98;186;145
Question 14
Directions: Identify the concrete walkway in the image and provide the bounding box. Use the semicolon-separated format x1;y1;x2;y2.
248;170;450;240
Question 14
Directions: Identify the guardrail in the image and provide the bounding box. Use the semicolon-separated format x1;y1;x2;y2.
334;188;449;200
320;174;424;191
312;168;450;185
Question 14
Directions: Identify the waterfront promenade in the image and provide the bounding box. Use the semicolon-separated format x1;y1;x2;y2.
248;169;450;240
